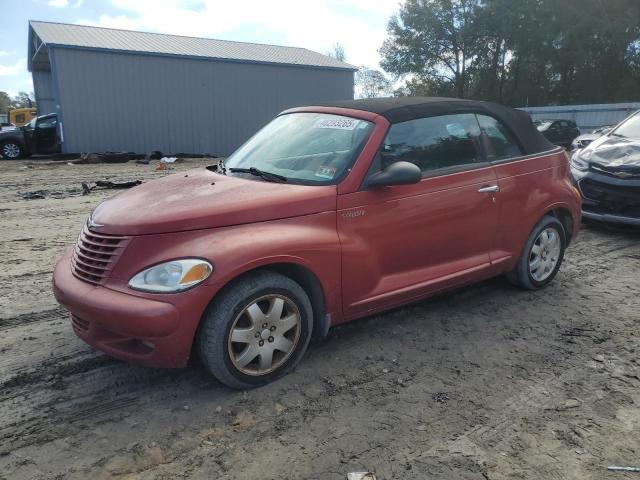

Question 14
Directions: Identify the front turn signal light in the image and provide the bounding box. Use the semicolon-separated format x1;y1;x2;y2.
128;259;213;293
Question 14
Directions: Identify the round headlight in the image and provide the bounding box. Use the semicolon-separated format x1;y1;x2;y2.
129;259;213;293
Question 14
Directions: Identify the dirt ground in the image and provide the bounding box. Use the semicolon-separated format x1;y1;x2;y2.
0;157;639;480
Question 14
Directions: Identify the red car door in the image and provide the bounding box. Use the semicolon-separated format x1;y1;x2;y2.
474;114;574;270
338;113;500;320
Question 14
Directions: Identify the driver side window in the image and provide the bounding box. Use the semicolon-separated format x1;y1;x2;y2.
380;113;482;173
36;117;57;129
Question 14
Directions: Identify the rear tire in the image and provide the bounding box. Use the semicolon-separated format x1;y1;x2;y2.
198;271;313;389
507;215;566;290
1;141;23;159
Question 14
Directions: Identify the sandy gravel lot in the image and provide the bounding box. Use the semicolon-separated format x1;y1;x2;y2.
0;158;639;480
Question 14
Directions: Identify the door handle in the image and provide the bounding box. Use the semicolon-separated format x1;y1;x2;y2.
478;185;500;193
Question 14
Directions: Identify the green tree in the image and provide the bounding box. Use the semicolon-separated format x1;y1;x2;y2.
356;67;393;98
11;91;35;109
381;0;640;106
0;91;11;114
381;0;481;98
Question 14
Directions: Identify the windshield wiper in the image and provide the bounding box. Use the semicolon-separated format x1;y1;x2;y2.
217;158;227;174
229;167;287;183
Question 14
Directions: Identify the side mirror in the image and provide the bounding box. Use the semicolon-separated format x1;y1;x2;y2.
366;161;422;188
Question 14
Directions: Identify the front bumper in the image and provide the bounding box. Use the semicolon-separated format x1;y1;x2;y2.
53;249;192;368
581;210;640;226
571;166;640;226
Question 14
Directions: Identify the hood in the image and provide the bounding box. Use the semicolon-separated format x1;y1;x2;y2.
574;133;599;142
0;129;20;139
92;167;337;235
585;135;640;175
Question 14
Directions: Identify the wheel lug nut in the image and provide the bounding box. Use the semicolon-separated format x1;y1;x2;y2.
259;340;264;346
262;323;268;328
270;326;276;332
255;332;260;338
268;336;274;343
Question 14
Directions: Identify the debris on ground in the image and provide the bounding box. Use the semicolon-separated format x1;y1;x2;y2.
347;472;376;480
94;180;142;189
21;187;88;200
99;152;130;163
160;157;179;164
21;190;49;200
71;153;102;164
608;466;640;472
155;163;173;171
20;180;141;199
137;150;163;165
432;392;449;403
550;398;581;411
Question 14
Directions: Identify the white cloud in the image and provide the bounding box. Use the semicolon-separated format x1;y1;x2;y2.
46;0;83;7
0;51;10;57
0;58;27;76
78;0;400;68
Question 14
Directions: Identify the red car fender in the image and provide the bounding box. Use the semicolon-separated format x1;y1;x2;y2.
107;211;342;348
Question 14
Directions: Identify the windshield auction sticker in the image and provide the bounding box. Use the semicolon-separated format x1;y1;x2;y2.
315;166;337;179
313;118;359;130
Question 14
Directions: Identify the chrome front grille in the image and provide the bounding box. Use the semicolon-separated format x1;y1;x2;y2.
71;224;130;285
71;314;89;333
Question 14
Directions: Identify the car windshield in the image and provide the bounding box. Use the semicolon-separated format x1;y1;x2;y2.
27;118;37;129
224;112;374;185
610;113;640;139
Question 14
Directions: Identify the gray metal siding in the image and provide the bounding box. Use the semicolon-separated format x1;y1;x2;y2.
52;47;354;155
32;70;57;116
521;103;640;133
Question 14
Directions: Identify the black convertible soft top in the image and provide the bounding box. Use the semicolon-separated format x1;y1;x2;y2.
316;97;556;155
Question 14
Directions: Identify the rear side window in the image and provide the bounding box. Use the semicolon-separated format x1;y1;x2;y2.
476;115;523;161
381;113;482;173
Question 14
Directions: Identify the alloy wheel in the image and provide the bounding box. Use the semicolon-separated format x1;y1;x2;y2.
227;294;301;376
2;143;20;159
529;227;561;282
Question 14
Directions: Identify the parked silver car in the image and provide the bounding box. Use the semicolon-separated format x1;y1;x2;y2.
571;125;613;151
570;112;640;225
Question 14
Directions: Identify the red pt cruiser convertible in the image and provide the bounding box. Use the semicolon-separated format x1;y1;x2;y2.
53;97;581;389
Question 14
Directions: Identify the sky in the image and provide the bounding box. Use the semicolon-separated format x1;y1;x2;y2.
0;0;401;98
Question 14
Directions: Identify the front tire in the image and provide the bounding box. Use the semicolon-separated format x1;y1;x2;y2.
198;271;313;389
1;141;23;159
507;215;566;290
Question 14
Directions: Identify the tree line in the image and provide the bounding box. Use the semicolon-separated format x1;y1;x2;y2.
0;91;36;114
352;0;640;106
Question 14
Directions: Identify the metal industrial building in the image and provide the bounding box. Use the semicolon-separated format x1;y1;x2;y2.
28;21;356;156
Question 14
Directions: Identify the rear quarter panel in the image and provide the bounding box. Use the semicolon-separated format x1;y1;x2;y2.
491;149;581;270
